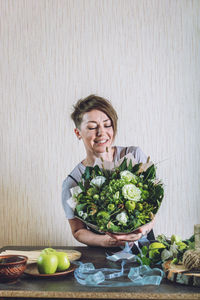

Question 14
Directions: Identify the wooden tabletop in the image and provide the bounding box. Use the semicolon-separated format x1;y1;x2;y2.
0;246;200;299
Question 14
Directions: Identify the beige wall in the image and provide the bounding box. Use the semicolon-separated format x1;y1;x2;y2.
0;0;199;247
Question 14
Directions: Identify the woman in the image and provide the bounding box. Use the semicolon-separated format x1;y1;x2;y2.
62;95;154;247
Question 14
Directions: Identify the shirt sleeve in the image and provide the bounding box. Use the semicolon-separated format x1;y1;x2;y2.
62;176;77;219
135;147;148;163
126;146;148;163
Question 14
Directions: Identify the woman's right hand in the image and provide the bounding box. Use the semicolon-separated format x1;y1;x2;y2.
100;234;126;247
69;218;126;247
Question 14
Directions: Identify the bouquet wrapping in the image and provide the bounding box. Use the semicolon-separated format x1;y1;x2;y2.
67;153;164;234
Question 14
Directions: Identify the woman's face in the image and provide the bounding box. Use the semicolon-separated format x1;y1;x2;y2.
75;109;114;155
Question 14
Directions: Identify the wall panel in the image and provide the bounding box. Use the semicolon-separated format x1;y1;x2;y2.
0;0;199;247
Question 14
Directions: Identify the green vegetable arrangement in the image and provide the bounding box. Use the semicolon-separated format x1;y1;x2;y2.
138;234;195;266
72;157;164;234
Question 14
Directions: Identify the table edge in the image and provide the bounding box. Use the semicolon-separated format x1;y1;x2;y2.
0;290;200;299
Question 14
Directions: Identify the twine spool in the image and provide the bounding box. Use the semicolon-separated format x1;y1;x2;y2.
182;250;200;271
194;224;200;250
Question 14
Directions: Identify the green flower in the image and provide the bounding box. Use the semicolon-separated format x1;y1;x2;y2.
120;170;137;182
122;184;141;202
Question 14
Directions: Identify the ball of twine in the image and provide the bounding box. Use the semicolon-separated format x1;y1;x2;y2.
182;250;200;270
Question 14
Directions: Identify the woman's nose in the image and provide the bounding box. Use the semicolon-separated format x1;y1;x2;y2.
96;125;104;136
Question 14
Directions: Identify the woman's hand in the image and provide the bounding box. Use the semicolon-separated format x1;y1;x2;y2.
106;229;143;243
69;218;125;247
106;219;155;243
100;234;126;247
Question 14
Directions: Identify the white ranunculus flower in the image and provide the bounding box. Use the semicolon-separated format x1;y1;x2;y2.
116;211;128;225
90;176;106;188
71;185;82;198
67;185;82;210
120;170;137;182
114;191;119;199
82;213;88;220
78;211;84;217
122;184;141;202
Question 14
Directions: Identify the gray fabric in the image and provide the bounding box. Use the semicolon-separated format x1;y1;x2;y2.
62;146;147;219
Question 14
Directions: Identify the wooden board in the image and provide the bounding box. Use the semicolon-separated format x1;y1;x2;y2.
0;249;81;264
163;260;200;287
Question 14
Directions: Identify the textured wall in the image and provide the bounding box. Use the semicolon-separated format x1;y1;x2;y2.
0;0;199;247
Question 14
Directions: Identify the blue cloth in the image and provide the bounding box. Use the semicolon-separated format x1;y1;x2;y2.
74;242;165;287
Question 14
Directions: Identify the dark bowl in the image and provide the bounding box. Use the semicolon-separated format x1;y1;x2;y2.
0;255;28;283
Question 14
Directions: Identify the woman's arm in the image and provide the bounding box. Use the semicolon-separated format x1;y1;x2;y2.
68;218;125;247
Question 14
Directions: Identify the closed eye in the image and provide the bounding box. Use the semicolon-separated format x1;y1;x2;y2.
88;125;112;130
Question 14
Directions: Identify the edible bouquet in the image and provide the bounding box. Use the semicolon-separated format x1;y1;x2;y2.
68;154;164;234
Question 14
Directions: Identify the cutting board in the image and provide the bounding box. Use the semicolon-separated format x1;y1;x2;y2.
0;249;81;264
163;260;200;287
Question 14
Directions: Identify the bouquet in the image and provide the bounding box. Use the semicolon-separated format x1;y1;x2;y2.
68;154;164;234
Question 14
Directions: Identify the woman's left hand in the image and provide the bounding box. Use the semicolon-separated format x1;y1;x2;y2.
106;219;155;242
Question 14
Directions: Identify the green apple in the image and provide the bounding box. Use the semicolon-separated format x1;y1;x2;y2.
41;248;57;255
37;253;58;274
55;252;70;272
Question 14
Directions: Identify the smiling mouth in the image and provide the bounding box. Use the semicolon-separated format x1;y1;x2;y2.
94;139;108;144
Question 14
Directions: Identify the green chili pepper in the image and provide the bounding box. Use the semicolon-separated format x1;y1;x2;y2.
171;258;178;264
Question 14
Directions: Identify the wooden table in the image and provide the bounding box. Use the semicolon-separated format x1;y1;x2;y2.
0;246;200;299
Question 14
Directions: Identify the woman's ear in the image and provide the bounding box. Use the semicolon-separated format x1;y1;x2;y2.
74;128;82;140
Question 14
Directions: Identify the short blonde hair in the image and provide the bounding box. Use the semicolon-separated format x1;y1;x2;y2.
71;95;118;139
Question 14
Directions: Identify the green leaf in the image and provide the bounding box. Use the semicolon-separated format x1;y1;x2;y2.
78;181;85;192
143;164;156;180
131;163;141;174
93;165;102;176
119;158;128;171
188;234;195;243
127;160;133;171
82;166;93;180
75;203;86;213
141;246;148;256
141;256;151;266
188;241;195;250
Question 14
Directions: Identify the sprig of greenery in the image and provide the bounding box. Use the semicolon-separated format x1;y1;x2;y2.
138;234;195;267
